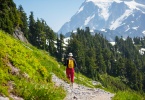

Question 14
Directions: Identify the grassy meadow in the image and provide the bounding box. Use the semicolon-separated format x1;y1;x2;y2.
0;30;144;100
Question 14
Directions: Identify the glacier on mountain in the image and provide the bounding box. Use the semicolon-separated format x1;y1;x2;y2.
58;0;145;41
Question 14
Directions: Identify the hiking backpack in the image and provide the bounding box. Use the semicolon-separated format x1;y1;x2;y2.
68;59;74;68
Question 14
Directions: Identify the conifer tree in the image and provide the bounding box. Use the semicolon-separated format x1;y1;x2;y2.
47;28;56;56
18;5;28;38
28;12;36;45
56;34;65;60
65;27;145;92
0;0;20;34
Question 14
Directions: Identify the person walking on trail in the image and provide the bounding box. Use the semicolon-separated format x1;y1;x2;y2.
65;53;77;88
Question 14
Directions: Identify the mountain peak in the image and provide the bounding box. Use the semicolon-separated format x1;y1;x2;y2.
58;0;145;41
86;0;122;3
86;0;145;5
86;0;113;2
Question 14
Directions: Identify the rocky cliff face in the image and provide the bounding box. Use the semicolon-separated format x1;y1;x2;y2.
13;27;28;43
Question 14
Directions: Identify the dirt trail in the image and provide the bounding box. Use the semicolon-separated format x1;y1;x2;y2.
0;74;114;100
52;74;114;100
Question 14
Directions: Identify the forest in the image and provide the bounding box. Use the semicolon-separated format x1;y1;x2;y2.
0;0;145;94
66;28;145;92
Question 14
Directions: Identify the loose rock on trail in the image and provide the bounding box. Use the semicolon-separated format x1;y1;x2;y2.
52;74;114;100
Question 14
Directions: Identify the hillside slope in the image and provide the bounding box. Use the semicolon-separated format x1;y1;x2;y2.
0;30;66;100
0;30;113;100
0;30;144;100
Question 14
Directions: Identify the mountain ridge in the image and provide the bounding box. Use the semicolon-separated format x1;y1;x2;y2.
58;0;145;41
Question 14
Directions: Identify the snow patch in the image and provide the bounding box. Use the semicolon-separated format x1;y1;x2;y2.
84;14;95;25
99;4;110;20
109;42;115;46
96;2;111;20
86;0;145;21
87;0;116;3
124;1;145;10
132;26;139;30
73;30;77;33
110;10;132;30
131;21;134;23
139;48;145;55
63;37;70;46
142;31;145;35
101;28;107;32
86;0;123;4
77;6;84;14
125;25;130;32
87;0;113;20
90;30;94;32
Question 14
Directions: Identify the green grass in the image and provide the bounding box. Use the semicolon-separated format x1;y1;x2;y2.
13;79;65;100
74;72;97;88
99;74;129;92
0;30;66;100
113;91;144;100
99;74;145;100
0;30;145;100
59;62;145;100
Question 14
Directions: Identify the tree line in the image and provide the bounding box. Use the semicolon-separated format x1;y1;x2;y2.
0;0;65;58
64;27;145;92
1;0;145;93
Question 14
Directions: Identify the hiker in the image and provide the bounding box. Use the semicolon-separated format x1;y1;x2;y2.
64;52;77;87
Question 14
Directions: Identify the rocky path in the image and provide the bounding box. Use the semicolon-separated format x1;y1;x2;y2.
0;74;114;100
52;74;114;100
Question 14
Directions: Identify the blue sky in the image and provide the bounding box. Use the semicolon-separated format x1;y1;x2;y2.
13;0;85;32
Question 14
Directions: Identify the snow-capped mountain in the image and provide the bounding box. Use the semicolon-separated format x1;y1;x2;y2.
58;0;145;41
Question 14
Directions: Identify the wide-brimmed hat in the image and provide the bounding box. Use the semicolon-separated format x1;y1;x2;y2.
68;53;73;56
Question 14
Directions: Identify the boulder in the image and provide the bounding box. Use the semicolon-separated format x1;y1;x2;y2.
13;27;28;43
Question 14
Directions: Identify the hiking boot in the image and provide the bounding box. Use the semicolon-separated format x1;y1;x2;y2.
70;82;73;89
